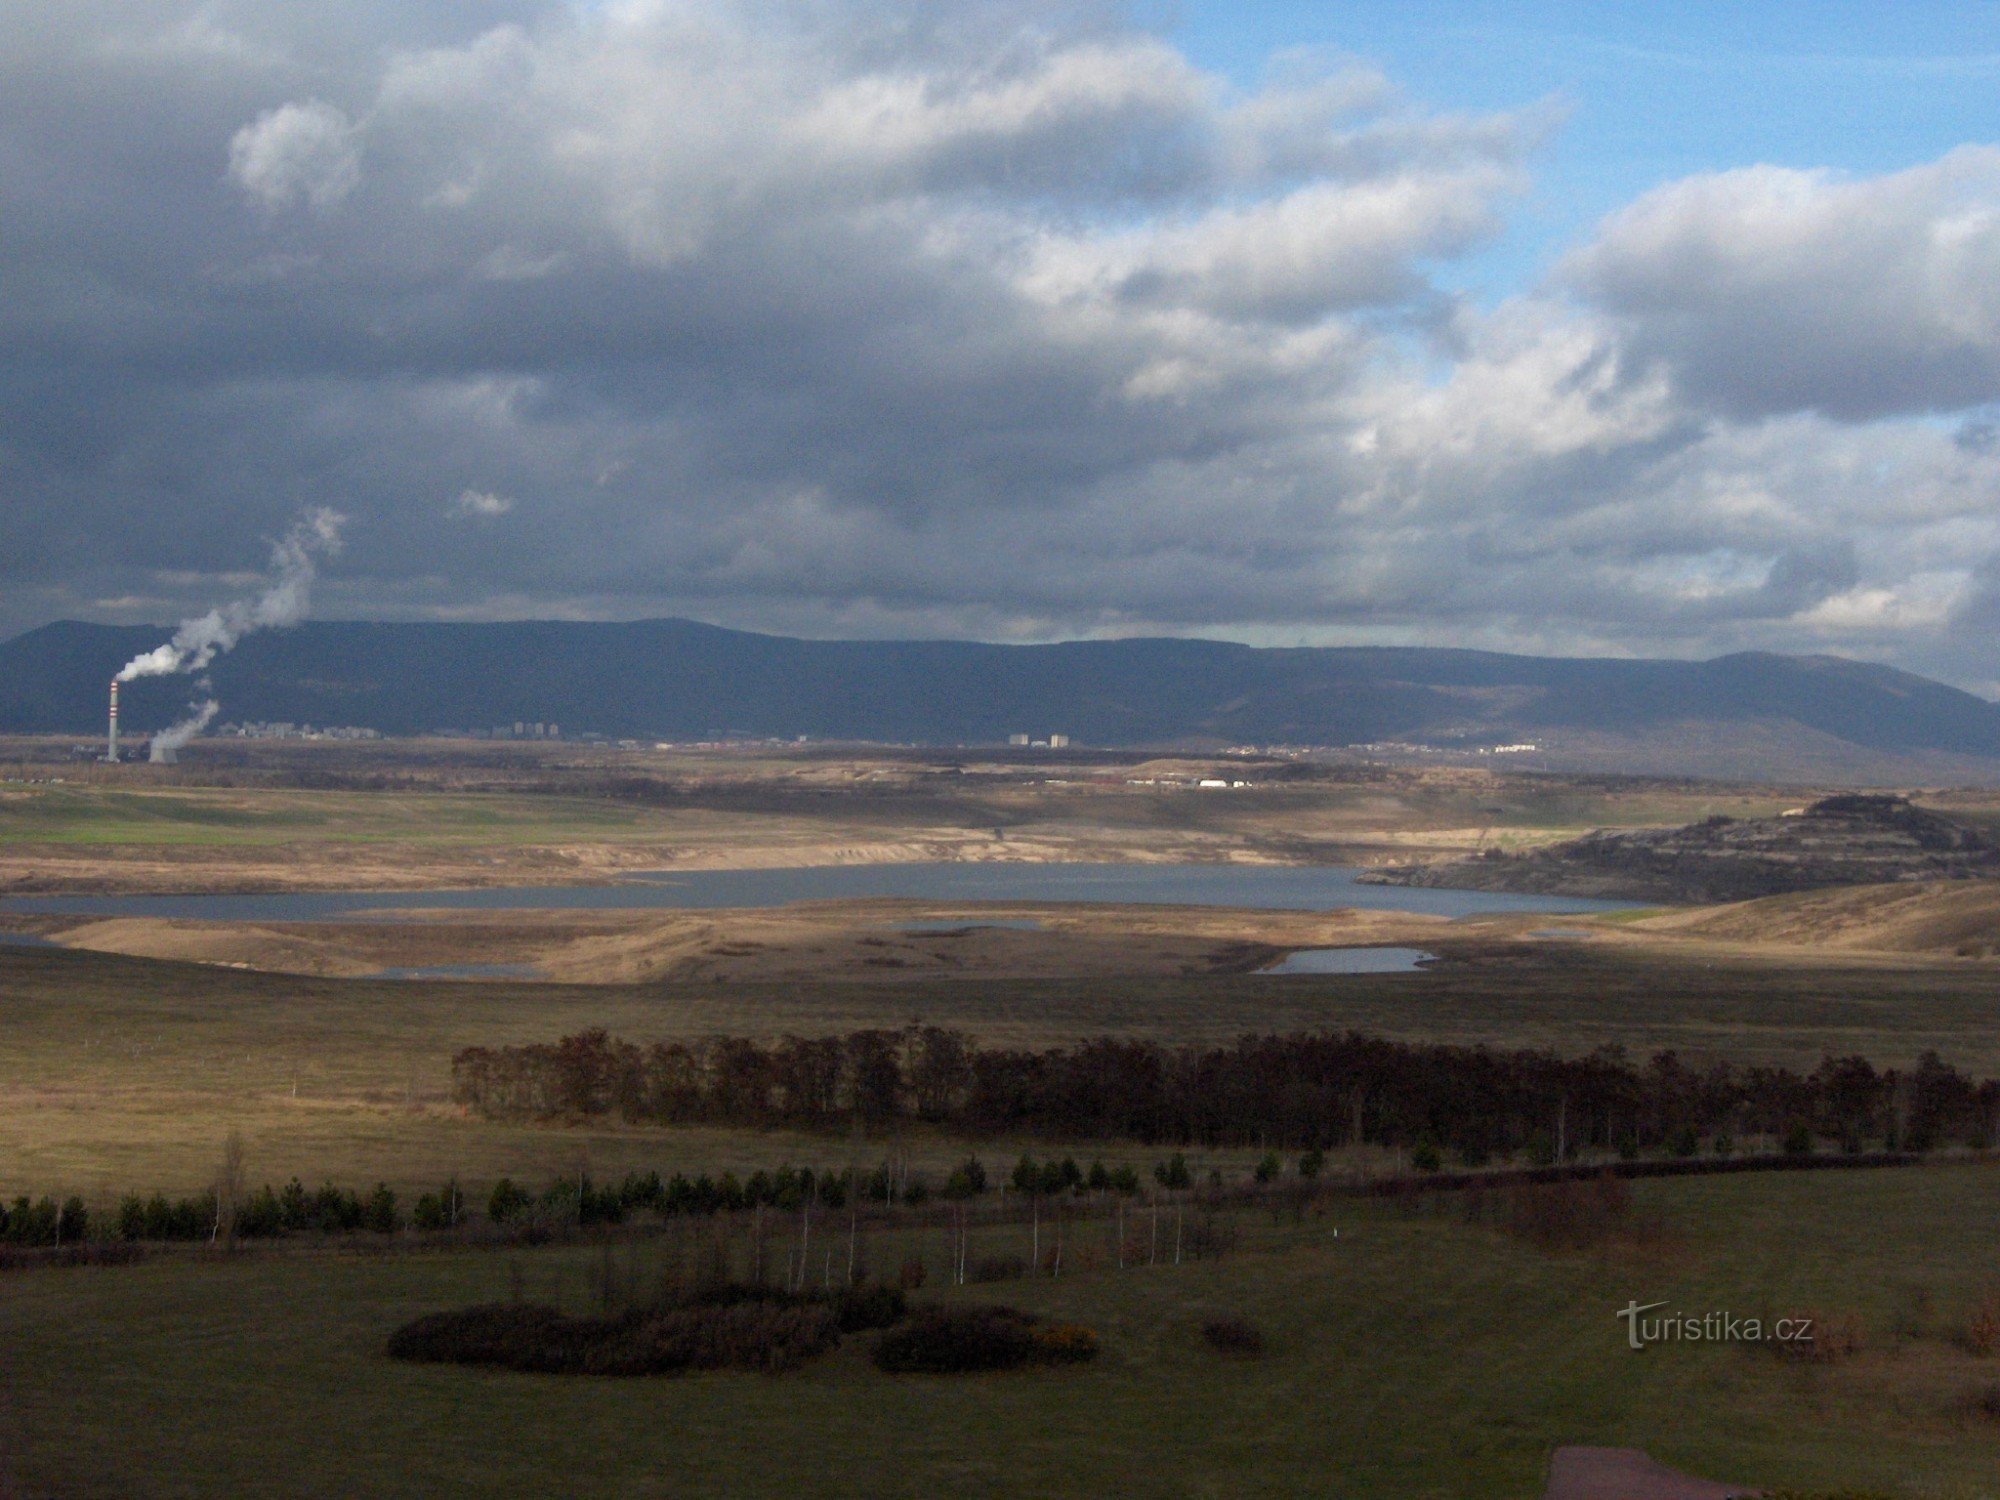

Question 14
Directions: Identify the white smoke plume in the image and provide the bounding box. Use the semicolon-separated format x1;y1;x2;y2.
148;696;219;764
118;508;346;682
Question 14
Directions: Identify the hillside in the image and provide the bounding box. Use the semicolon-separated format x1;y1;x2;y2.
5;620;2000;776
1636;880;2000;959
1366;795;2000;903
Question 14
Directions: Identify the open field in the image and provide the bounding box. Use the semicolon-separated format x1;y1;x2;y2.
4;1163;1999;1497
7;938;2000;1201
8;744;2000;1491
0;740;1824;894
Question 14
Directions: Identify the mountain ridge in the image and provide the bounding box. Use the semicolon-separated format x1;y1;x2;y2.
2;620;1997;777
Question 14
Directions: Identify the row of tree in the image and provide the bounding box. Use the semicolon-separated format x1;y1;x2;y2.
6;1155;1157;1246
452;1027;2000;1159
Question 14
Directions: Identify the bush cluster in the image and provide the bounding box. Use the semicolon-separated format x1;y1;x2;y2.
1201;1317;1265;1356
388;1280;904;1377
870;1305;1098;1374
1007;1155;1143;1197
388;1299;842;1376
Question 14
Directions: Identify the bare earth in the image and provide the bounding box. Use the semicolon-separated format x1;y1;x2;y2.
1543;1447;1748;1500
16;900;1457;983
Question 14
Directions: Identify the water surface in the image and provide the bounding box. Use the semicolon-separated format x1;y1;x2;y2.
1260;946;1437;975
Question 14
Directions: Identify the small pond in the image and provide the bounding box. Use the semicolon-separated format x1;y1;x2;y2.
1259;946;1437;975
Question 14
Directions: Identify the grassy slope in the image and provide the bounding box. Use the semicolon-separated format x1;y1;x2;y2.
3;1166;1998;1498
0;785;669;847
6;941;2000;1199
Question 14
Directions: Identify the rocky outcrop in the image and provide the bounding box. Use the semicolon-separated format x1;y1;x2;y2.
1362;795;2000;904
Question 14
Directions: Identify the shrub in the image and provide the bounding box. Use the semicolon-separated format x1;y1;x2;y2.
1964;1384;2000;1422
387;1299;842;1377
488;1178;531;1223
1182;1214;1239;1260
941;1157;987;1199
0;1241;144;1271
1502;1175;1642;1253
1783;1122;1815;1157
1667;1126;1700;1158
672;1279;906;1333
1252;1153;1280;1185
1772;1311;1862;1364
1029;1324;1099;1363
1957;1292;2000;1357
1201;1317;1264;1356
1410;1140;1442;1173
968;1254;1026;1284
872;1305;1042;1374
830;1283;907;1333
1153;1154;1192;1190
363;1184;400;1235
1297;1148;1324;1179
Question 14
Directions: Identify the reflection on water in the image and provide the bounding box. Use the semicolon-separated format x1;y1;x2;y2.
1259;946;1436;975
0;863;1641;922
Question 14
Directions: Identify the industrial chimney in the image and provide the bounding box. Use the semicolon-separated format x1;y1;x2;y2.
106;678;120;763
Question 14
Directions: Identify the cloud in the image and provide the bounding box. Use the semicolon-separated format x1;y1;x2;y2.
1565;148;2000;420
227;99;361;210
1;1;1998;691
450;488;513;517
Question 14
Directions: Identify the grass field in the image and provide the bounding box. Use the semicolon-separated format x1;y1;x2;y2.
6;939;2000;1202
3;1163;1997;1497
0;785;663;848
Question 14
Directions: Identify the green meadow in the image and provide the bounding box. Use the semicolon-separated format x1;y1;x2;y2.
4;1164;1997;1498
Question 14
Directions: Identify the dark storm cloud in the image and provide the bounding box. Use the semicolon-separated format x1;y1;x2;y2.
3;1;1999;686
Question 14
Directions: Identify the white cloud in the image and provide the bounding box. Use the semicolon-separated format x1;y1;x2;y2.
1566;147;2000;419
450;489;514;518
227;99;361;210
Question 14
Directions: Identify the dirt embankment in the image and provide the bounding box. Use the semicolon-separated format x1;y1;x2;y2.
1364;794;2000;904
19;901;1456;984
1635;879;2000;959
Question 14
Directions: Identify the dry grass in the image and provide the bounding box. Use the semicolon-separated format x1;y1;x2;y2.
7;934;2000;1200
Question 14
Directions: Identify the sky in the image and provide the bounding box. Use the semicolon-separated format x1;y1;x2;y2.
5;2;2000;688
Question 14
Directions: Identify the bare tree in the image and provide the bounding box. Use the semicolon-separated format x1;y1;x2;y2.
215;1131;247;1250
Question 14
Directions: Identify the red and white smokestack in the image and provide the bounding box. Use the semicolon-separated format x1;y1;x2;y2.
107;678;120;763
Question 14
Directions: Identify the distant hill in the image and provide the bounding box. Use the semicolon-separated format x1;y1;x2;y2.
4;619;2000;778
